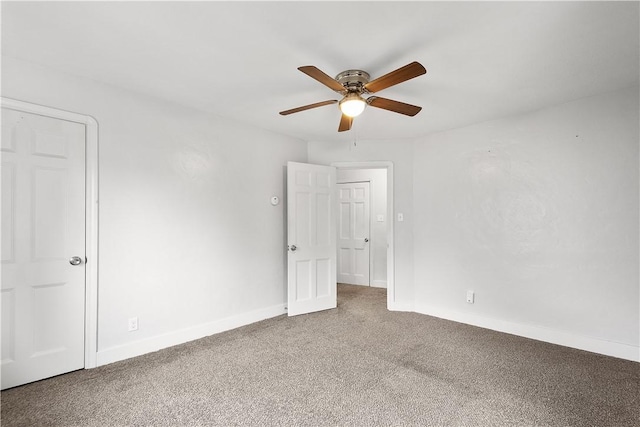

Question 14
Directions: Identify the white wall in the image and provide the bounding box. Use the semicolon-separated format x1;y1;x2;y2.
4;54;637;363
2;56;307;364
337;168;387;288
308;140;415;308
309;88;639;361
413;87;639;361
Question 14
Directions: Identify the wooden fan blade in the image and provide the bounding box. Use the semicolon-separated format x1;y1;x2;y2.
338;114;353;132
298;66;346;92
279;100;338;115
367;96;422;116
364;61;426;93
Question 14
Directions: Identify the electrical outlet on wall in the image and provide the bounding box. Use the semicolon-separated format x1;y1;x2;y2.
128;317;138;331
466;291;474;304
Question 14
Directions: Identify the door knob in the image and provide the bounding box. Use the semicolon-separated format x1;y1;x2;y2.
289;245;297;252
364;238;369;243
69;256;83;266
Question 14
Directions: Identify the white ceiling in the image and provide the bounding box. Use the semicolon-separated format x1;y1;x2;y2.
2;1;638;143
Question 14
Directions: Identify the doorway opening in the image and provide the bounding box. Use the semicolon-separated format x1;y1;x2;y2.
332;162;395;310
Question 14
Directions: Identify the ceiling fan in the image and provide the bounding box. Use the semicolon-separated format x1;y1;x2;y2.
279;61;427;132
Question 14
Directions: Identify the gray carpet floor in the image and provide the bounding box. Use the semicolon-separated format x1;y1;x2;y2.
1;284;638;426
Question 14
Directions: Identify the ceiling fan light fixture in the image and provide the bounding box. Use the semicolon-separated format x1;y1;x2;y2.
339;93;366;117
281;62;426;131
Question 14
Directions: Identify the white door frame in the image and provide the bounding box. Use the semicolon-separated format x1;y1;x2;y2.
331;161;395;310
1;97;99;369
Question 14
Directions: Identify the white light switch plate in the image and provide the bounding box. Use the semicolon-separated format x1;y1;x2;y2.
397;213;404;222
377;214;384;222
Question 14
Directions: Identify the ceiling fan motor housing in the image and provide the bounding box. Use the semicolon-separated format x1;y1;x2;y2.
335;70;370;93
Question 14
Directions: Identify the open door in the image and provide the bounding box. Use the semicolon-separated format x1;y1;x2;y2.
287;162;337;316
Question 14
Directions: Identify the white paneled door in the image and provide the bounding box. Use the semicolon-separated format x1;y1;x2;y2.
287;162;337;316
1;108;86;389
337;182;370;285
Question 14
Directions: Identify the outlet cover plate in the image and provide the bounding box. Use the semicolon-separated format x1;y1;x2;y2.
466;291;474;304
128;317;138;331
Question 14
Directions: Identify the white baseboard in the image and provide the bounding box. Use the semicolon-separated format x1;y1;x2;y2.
388;301;414;312
96;303;286;367
371;280;387;289
414;303;639;363
95;300;639;366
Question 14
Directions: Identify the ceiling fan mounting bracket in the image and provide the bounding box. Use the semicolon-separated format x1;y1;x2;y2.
335;69;370;93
